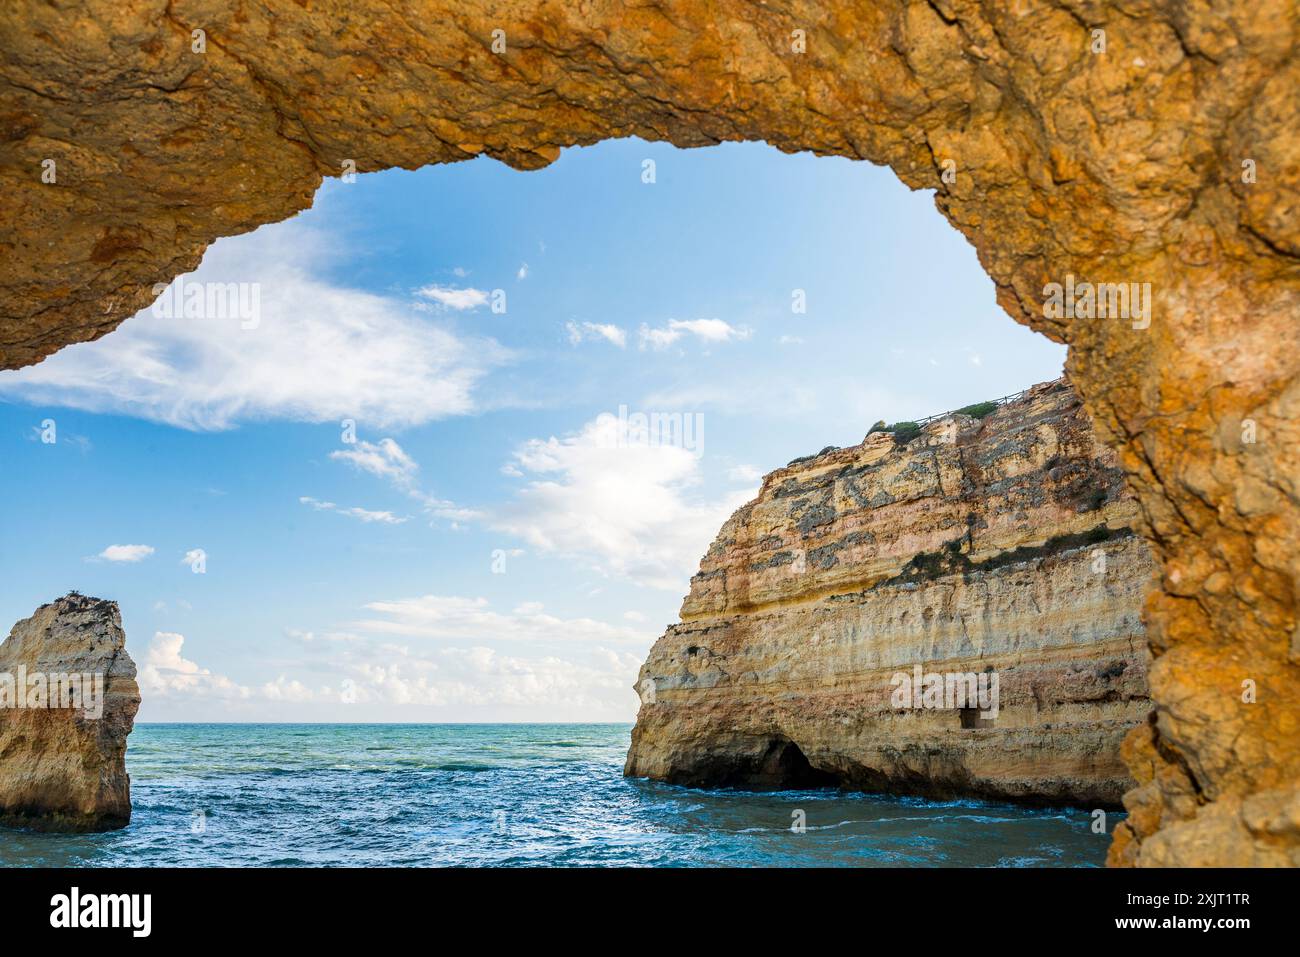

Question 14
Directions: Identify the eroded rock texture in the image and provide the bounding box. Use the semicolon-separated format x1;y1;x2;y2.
1;1;1297;864
0;594;140;831
626;380;1154;808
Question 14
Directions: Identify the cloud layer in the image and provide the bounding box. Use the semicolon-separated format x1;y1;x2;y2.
329;436;478;524
0;223;506;430
299;496;406;524
137;597;652;721
355;594;651;645
491;413;752;590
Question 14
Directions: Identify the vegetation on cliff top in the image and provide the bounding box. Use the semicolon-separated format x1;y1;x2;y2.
863;397;1002;443
791;395;1002;463
883;523;1125;587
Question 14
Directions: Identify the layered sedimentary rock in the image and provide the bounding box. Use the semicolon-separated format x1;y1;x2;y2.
627;380;1153;808
0;594;140;831
1;0;1297;865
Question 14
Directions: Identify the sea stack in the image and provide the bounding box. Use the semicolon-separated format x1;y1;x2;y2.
0;593;140;831
626;378;1154;807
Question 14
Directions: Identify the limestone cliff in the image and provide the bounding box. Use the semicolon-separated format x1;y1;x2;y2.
0;594;140;832
626;379;1153;808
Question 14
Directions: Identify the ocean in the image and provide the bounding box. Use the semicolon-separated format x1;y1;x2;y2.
0;723;1111;867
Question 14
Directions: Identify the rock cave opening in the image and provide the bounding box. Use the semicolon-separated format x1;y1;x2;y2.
959;707;994;730
751;737;841;791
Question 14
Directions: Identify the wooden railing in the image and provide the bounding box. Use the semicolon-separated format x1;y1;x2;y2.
909;388;1030;427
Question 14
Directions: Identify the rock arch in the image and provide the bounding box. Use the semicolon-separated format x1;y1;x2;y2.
1;1;1297;865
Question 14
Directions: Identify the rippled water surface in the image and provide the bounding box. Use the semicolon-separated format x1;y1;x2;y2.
0;724;1111;867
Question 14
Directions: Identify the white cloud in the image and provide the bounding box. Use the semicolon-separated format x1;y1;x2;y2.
727;463;764;484
180;548;205;566
489;414;750;590
328;642;644;716
163;595;654;719
302;595;653;716
415;284;489;310
299;496;406;524
778;335;804;346
143;598;653;720
260;676;317;702
565;321;627;348
638;318;751;350
517;263;529;280
639;325;681;350
285;628;363;644
329;437;478;524
673;318;751;342
354;594;652;646
0;223;505;430
96;544;154;563
329;438;419;490
137;631;250;699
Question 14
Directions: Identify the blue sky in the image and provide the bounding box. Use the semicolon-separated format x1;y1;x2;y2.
0;138;1065;722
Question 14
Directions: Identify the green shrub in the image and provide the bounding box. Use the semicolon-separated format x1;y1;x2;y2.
887;421;922;444
954;400;999;419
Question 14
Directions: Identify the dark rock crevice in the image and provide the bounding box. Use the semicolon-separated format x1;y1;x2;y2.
655;735;841;791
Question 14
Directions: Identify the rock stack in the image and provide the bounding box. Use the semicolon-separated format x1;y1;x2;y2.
0;594;140;831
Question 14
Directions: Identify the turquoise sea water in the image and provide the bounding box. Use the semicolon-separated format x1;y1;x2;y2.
0;724;1111;867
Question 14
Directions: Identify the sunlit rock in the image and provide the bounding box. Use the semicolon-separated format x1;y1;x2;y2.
0;594;140;832
627;380;1153;808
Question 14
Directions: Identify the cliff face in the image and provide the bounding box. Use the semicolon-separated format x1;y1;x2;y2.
0;594;140;832
626;380;1153;808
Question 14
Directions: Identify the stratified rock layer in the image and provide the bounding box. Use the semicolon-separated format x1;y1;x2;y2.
1;0;1297;865
627;380;1153;808
0;594;140;832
